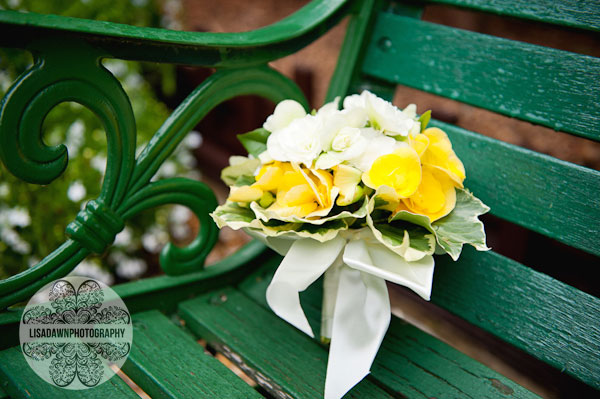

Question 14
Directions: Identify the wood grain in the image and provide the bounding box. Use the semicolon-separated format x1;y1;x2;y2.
435;119;600;256
433;246;600;389
123;310;262;399
362;13;600;140
178;288;393;399
0;347;138;398
429;0;600;32
240;265;538;398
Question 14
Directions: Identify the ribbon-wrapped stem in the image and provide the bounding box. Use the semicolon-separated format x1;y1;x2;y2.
320;257;342;343
246;228;435;399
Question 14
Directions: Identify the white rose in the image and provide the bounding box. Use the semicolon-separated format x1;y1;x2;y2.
267;114;322;167
348;127;403;171
263;99;306;132
315;127;367;169
344;91;415;137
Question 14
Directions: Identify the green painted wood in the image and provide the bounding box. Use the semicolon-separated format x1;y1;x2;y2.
428;0;600;32
432;246;600;389
362;13;600;140
178;288;393;399
0;347;138;398
0;0;351;67
430;119;600;256
325;0;380;102
0;240;272;351
123;310;262;399
240;265;538;399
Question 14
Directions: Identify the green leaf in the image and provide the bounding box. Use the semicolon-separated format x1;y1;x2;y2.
234;175;256;187
367;220;436;262
210;202;261;230
220;156;260;186
249;195;368;225
432;189;490;260
237;128;271;157
378;188;489;261
258;219;349;242
419;110;431;132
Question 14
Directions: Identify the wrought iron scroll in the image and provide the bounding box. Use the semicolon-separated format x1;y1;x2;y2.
0;37;309;309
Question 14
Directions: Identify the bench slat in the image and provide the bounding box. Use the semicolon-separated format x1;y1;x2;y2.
240;264;538;398
428;0;600;32
363;13;600;141
433;246;600;389
122;310;262;399
432;119;600;256
0;347;138;398
178;288;393;399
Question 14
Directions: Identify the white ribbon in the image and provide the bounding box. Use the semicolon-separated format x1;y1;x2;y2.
246;229;435;399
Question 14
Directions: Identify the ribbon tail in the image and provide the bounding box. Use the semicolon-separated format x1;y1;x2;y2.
320;260;342;341
266;235;346;338
324;266;391;399
343;239;435;300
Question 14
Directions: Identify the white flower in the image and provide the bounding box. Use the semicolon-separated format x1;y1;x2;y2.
315;127;367;169
348;127;404;171
4;207;31;227
66;120;85;157
0;183;9;199
263;99;306;132
114;227;133;247
267;114;322;167
184;131;203;149
67;181;86;202
116;257;147;280
344;91;415;137
71;260;114;285
142;225;169;253
0;227;31;254
91;155;106;174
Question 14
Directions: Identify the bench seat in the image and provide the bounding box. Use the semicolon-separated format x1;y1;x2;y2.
1;252;538;398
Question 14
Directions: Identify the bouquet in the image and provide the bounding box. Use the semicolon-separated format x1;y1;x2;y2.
211;90;489;399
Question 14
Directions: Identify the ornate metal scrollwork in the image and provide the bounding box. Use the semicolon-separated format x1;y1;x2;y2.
0;36;308;309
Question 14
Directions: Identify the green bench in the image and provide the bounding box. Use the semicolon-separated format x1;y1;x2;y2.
1;0;599;397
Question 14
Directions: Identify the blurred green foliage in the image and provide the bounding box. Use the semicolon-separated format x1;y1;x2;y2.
0;0;199;284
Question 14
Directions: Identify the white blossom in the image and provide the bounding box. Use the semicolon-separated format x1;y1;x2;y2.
263;99;306;133
67;181;86;202
0;183;9;198
348;128;404;171
116;257;147;280
71;260;114;286
343;91;415;137
142;225;169;253
114;227;133;247
66;120;85;157
184;131;203;149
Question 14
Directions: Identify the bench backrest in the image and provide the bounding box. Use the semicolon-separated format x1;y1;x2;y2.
328;0;600;390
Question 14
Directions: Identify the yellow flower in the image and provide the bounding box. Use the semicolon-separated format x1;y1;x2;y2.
248;161;335;218
363;146;421;198
420;127;465;187
398;166;456;222
228;185;263;203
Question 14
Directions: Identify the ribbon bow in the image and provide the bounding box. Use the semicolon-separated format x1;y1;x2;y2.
247;229;435;399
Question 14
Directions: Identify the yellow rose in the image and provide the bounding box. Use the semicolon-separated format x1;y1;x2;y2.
420;127;465;187
363;146;421;198
249;161;335;218
398;166;456;222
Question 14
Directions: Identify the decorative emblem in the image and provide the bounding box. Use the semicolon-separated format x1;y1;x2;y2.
19;276;132;389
